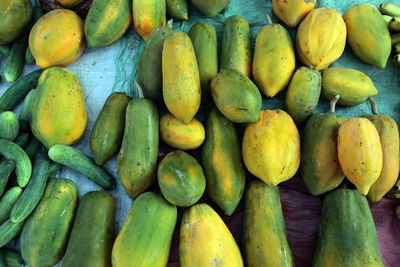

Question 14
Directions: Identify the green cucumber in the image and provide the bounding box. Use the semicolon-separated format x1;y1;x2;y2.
0;219;24;248
0;252;4;267
25;47;34;65
23;4;43;66
0;160;15;197
48;163;61;177
3;35;28;83
1;249;24;266
18;89;36;132
0;69;42;112
0;186;23;224
0;45;10;57
0;139;32;188
48;145;115;190
10;151;51;223
0;111;19;141
14;132;30;148
24;137;42;161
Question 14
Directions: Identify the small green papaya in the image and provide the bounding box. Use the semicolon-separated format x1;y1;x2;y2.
191;0;229;17
166;0;188;20
0;0;32;45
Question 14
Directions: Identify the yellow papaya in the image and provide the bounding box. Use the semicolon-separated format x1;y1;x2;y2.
191;0;229;18
160;113;205;150
343;3;391;69
56;0;84;7
162;32;201;124
242;110;300;186
252;22;296;97
338;118;383;196
322;67;378;106
133;0;166;40
179;203;243;267
31;67;87;149
29;9;85;69
0;0;32;45
296;8;346;71
272;0;316;27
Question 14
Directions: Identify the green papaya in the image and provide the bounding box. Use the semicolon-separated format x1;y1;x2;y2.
0;0;32;45
166;0;188;20
191;0;229;17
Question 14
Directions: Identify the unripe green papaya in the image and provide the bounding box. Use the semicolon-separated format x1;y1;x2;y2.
166;0;188;20
191;0;229;17
0;0;32;45
343;3;391;69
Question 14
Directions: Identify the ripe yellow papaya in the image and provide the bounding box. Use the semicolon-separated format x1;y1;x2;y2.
242;110;300;186
29;9;85;68
343;3;391;69
179;203;243;267
253;23;295;97
0;0;32;45
322;67;378;106
133;0;166;40
31;67;87;149
296;8;346;70
363;115;399;202
191;0;229;17
272;0;316;27
338;118;383;196
162;32;201;124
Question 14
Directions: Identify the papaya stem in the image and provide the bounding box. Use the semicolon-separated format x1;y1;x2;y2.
329;94;340;114
265;15;273;24
368;97;379;115
134;80;144;98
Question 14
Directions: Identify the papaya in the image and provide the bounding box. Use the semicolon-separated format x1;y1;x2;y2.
272;0;316;27
116;99;159;198
0;111;19;141
188;22;218;104
20;178;78;267
180;203;243;267
90;92;131;165
162;32;201;124
343;3;391;69
242;110;300;186
191;0;229;17
211;69;262;123
201;108;245;216
221;15;251;77
253;22;295;97
160;113;205;150
166;0;188;20
136;26;173;104
29;9;86;68
57;0;84;8
322;67;378;106
112;192;177;267
132;0;166;40
285;67;321;124
158;150;206;207
313;188;384;267
243;180;294;267
0;0;32;45
363;114;399;202
85;0;131;47
338;118;383;196
296;8;346;70
31;67;87;149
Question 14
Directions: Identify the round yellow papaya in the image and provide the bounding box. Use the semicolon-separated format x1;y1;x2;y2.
0;0;32;45
272;0;316;27
29;9;86;69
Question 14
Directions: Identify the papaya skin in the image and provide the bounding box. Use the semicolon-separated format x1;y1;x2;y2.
242;110;300;186
338;118;383;196
191;0;229;18
133;0;166;40
57;0;84;7
166;0;188;20
272;0;316;27
29;9;86;68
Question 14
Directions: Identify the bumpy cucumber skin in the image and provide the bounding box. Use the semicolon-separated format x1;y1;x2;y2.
0;186;23;224
0;160;15;197
0;219;24;248
0;111;19;141
3;34;28;83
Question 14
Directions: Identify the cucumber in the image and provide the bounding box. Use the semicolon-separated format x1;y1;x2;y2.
23;4;43;66
0;45;10;57
48;163;61;177
18;89;36;132
0;186;23;224
3;34;28;83
10;151;51;223
48;144;115;190
0;160;14;197
25;47;34;65
24;137;42;161
0;252;4;267
14;132;30;148
1;249;24;266
0;219;24;248
0;69;42;112
0;111;19;141
0;139;32;188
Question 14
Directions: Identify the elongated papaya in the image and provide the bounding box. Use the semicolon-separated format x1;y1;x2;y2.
313;188;384;266
272;0;316;27
253;22;295;97
243;180;294;267
20;178;78;267
285;67;321;124
0;186;22;224
0;112;19;141
201;108;245;216
62;191;115;267
191;0;229;17
112;192;177;267
242;110;300;186
221;15;251;77
343;3;391;69
180;203;243;267
31;67;87;149
162;32;201;123
137;26;173;104
116;99;159;198
166;0;188;20
338;118;383;196
90;92;131;165
85;0;131;47
188;22;218;104
133;0;166;40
